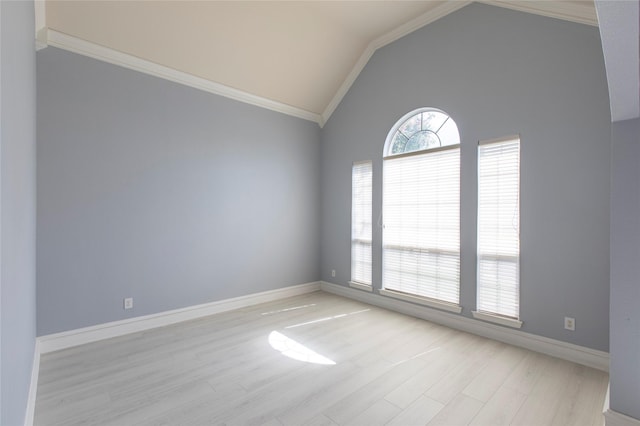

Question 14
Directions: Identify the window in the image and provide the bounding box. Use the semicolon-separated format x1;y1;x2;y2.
350;161;372;288
475;136;521;327
381;108;461;312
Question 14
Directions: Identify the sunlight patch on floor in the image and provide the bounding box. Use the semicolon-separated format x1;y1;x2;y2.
268;331;336;365
390;347;441;367
261;304;316;316
285;309;370;329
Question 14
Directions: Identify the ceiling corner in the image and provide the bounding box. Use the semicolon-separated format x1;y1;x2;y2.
321;0;472;126
34;0;48;50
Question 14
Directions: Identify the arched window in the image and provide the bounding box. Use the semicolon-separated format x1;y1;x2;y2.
384;108;460;156
381;108;461;311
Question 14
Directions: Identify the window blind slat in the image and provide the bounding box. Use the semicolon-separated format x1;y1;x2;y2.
477;137;520;319
383;148;460;304
351;161;372;285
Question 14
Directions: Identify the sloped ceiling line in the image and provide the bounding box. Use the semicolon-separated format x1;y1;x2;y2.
35;1;599;127
480;0;598;27
44;29;322;123
320;1;473;125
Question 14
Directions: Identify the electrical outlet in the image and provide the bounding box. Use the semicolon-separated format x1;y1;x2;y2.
124;297;134;310
564;316;575;331
331;269;336;278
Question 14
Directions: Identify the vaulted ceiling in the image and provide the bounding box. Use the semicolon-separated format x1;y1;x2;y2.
35;1;599;126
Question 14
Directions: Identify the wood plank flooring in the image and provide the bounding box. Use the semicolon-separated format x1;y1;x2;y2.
34;291;608;426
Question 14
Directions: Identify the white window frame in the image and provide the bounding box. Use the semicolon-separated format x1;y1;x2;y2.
381;108;461;313
473;135;522;328
350;161;373;290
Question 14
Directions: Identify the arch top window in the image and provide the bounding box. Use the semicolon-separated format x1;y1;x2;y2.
382;106;461;311
384;108;460;157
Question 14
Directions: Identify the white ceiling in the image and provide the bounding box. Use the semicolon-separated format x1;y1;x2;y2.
36;1;599;126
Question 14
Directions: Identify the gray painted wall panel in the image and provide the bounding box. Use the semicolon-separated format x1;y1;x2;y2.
0;1;37;424
610;117;640;419
321;3;611;350
37;47;321;335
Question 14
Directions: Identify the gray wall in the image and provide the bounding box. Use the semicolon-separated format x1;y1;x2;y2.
1;1;37;425
37;47;321;335
320;3;611;351
610;117;640;419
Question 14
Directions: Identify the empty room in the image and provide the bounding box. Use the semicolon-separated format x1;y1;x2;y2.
1;0;639;425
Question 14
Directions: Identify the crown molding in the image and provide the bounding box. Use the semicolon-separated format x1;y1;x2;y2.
478;1;599;27
36;0;598;128
34;1;47;51
320;0;598;125
42;29;322;125
320;1;472;126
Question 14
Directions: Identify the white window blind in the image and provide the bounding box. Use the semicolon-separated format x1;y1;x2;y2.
383;147;460;304
477;136;520;319
351;161;372;285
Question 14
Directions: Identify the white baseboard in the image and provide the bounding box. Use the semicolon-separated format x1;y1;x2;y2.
602;385;640;426
37;281;321;354
27;281;320;425
605;409;640;426
27;279;610;426
320;281;609;372
24;340;41;426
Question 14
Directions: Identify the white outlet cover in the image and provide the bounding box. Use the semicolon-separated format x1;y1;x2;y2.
124;298;133;309
564;317;575;331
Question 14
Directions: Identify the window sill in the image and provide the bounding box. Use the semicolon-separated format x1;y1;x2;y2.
349;281;373;292
379;289;462;314
472;311;523;329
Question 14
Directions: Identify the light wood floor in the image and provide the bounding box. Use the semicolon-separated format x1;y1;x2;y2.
34;291;608;426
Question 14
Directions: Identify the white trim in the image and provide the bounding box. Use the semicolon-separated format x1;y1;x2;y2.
24;340;41;426
320;282;609;371
319;40;368;126
42;30;321;125
38;281;321;353
603;384;612;426
320;1;471;125
348;281;373;292
601;387;640;426
380;288;463;314
321;0;597;124
479;1;599;27
34;1;596;127
34;2;47;50
605;409;640;426
34;1;46;36
472;310;523;329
